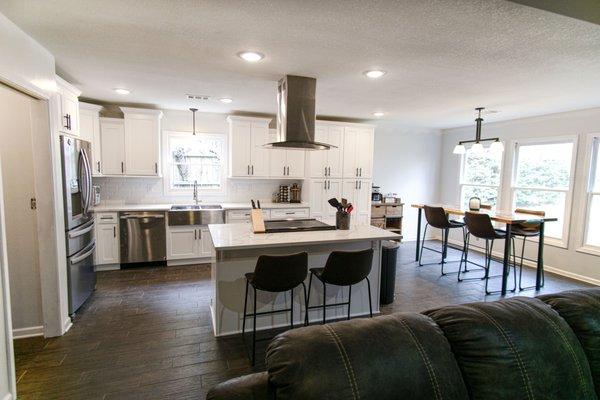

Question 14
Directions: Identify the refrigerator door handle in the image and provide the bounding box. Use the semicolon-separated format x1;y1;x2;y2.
80;148;93;214
68;219;95;239
70;241;96;265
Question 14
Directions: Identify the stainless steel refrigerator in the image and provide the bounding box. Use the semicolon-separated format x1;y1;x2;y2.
60;136;96;315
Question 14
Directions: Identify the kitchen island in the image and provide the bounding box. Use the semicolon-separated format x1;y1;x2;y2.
208;223;399;336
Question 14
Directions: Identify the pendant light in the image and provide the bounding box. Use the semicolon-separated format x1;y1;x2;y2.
189;108;198;135
453;107;503;155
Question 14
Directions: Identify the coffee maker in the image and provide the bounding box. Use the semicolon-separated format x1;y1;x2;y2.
371;185;383;202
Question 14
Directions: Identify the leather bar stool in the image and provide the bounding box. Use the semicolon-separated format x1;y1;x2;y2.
511;208;545;291
418;205;466;275
242;252;308;366
462;212;517;295
306;249;374;325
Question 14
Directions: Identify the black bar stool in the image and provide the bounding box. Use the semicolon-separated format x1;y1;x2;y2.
242;252;308;365
462;212;517;295
418;205;466;275
511;208;545;291
306;249;373;325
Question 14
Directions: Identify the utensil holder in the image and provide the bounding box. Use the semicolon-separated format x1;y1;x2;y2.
336;211;350;230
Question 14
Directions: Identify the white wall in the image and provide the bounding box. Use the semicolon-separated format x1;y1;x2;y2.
439;107;600;284
93;110;301;204
372;121;442;241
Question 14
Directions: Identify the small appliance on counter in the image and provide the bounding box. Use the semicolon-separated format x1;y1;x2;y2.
372;185;383;202
93;185;101;206
290;183;301;203
277;185;290;203
384;193;400;204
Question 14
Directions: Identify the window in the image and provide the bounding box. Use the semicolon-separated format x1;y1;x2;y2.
584;136;600;248
460;146;503;209
511;138;576;241
166;132;225;191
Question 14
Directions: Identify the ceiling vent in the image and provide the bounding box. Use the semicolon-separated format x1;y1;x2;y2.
186;94;211;101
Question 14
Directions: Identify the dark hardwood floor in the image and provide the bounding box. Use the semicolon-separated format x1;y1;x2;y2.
14;240;591;399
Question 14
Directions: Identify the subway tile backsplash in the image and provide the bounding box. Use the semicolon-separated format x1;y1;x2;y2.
92;177;302;205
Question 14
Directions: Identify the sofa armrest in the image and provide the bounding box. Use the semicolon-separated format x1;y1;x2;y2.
207;372;274;400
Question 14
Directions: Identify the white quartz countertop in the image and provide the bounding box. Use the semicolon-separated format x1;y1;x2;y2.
92;202;309;212
208;223;400;251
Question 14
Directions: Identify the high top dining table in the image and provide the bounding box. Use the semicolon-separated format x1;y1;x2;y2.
412;204;557;295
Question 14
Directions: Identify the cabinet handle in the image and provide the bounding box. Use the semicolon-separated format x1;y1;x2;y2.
359;181;362;189
63;114;69;129
359;167;362;177
194;229;197;240
251;165;254;175
355;180;358;189
286;166;290;175
328;180;330;189
121;161;124;173
356;167;359;177
97;161;101;173
113;226;116;237
328;166;331;176
284;166;287;176
324;180;327;190
247;165;250;175
199;229;202;239
155;163;158;174
324;166;327;176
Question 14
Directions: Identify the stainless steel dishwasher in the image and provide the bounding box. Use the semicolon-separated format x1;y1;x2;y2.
120;211;166;264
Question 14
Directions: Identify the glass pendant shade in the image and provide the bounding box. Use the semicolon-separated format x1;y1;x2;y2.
470;142;484;154
490;140;504;153
453;144;466;155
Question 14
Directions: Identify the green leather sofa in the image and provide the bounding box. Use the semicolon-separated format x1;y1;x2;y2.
207;288;600;399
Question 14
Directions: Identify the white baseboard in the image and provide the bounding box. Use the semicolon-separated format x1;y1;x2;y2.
95;263;120;271
445;237;600;286
13;325;44;339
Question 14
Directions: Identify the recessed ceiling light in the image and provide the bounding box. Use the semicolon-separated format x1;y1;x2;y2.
364;70;386;79
373;112;385;117
238;51;264;62
113;88;130;95
219;98;233;104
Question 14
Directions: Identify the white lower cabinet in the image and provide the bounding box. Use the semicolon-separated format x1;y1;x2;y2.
95;213;120;265
167;225;213;261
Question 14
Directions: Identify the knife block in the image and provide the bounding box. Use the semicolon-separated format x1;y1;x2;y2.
251;209;266;234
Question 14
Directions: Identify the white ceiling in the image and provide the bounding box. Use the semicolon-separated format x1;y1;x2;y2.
2;0;600;128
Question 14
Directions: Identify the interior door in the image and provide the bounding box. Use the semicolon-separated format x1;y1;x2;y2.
0;83;43;332
100;120;125;175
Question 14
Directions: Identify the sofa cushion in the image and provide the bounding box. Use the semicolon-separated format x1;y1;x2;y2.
425;296;597;400
207;372;274;400
265;313;469;400
539;288;600;392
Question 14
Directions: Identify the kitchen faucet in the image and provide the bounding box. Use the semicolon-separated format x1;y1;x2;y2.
193;180;199;205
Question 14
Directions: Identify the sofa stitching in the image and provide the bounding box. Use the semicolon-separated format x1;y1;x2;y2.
520;301;590;398
328;326;360;399
324;325;359;399
471;308;534;400
398;318;442;400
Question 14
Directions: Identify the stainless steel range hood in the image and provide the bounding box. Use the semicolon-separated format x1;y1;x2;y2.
265;75;333;150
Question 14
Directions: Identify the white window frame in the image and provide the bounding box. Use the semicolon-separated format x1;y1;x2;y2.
508;135;578;248
458;144;504;209
162;130;228;197
577;133;600;256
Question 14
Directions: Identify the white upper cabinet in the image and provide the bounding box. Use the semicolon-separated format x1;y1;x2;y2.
122;107;163;176
308;124;343;178
228;116;271;178
268;129;306;178
342;126;374;178
55;76;81;136
79;102;103;175
100;118;126;175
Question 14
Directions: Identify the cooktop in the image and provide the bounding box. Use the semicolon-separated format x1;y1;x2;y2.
264;218;336;233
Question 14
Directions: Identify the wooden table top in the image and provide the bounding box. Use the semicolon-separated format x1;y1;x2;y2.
411;204;558;224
